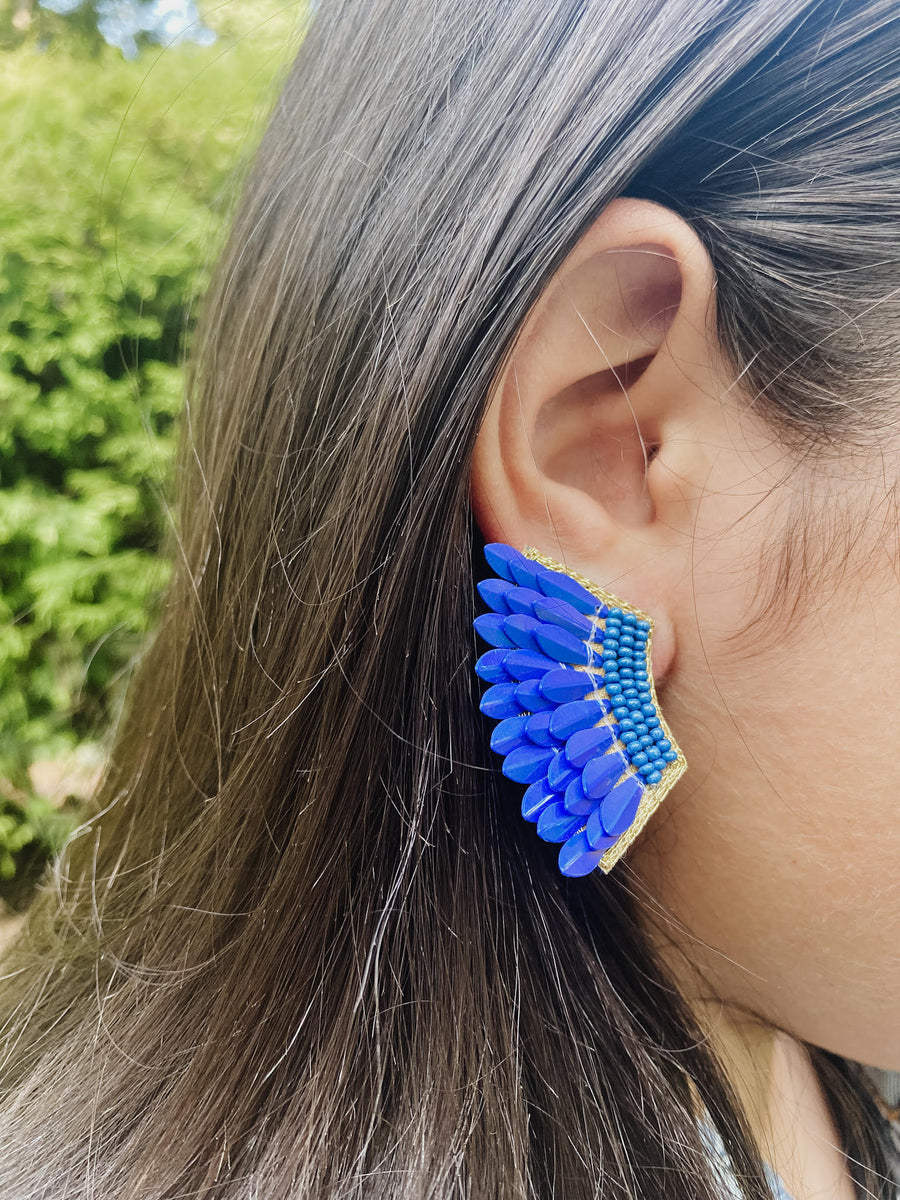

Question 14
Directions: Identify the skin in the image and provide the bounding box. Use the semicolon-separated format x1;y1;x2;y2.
469;196;900;1199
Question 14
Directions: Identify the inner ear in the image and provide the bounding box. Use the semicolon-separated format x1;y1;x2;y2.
532;354;659;528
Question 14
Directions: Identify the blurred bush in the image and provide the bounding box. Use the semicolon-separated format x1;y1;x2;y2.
0;2;301;903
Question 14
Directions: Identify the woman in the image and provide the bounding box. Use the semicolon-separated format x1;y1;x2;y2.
0;0;898;1196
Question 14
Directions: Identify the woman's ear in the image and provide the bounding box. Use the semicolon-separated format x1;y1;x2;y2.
470;196;727;679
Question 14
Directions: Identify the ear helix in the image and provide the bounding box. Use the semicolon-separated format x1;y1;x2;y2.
473;542;686;877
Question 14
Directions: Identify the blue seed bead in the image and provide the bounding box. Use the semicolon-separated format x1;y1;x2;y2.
619;636;635;650
638;735;654;749
646;770;663;785
622;686;638;698
655;736;671;750
490;715;530;755
548;751;579;792
619;731;638;744
644;716;659;729
634;723;648;736
663;750;678;763
633;670;649;682
474;648;511;684
503;614;543;652
534;568;599;616
639;763;657;777
630;752;649;768
533;624;592;667
480;683;522;720
504;586;544;616
521;777;558;822
558;831;605;877
539;667;595;704
515;679;554;713
618;718;635;732
565;724;616;768
637;619;651;631
612;706;630;720
531;596;594;639
483;543;527;583
473;613;515;648
563;775;596;816
644;744;661;760
603;669;620;682
504;649;558;681
626;698;642;710
602;648;618;662
536;802;585;844
605;683;622;696
502;744;555;784
622;613;637;626
619;667;634;678
640;704;655;718
525;711;555;747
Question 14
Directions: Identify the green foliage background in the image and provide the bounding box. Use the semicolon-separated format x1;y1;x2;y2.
0;3;300;901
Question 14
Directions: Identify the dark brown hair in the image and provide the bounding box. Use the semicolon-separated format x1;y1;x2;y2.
1;1;898;1196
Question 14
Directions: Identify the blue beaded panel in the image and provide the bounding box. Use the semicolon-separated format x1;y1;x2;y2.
473;542;686;877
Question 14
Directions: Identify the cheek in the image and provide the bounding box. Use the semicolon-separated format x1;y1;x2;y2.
632;499;900;1069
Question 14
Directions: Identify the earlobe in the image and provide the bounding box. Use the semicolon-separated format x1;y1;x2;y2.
470;196;722;635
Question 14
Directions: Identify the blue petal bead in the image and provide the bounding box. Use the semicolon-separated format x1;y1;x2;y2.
476;577;515;614
534;568;600;616
504;614;543;651
531;596;595;640
504;586;544;616
548;698;611;740
581;749;628;799
548;750;579;791
558;831;605;877
525;711;556;747
521;777;558;822
490;714;530;755
539;667;595;703
565;724;616;768
473;613;515;649
502;744;555;784
585;808;618;851
599;774;644;836
483;543;528;583
514;679;554;713
563;775;596;816
509;556;544;589
537;802;585;843
533;624;593;667
479;683;522;720
504;649;559;681
474;648;510;684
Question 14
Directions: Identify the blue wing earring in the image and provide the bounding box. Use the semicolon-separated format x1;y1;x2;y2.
473;542;687;877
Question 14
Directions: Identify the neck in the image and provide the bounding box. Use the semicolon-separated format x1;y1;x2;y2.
690;999;858;1200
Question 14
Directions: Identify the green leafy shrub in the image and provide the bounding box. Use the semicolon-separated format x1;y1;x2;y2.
0;5;300;897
